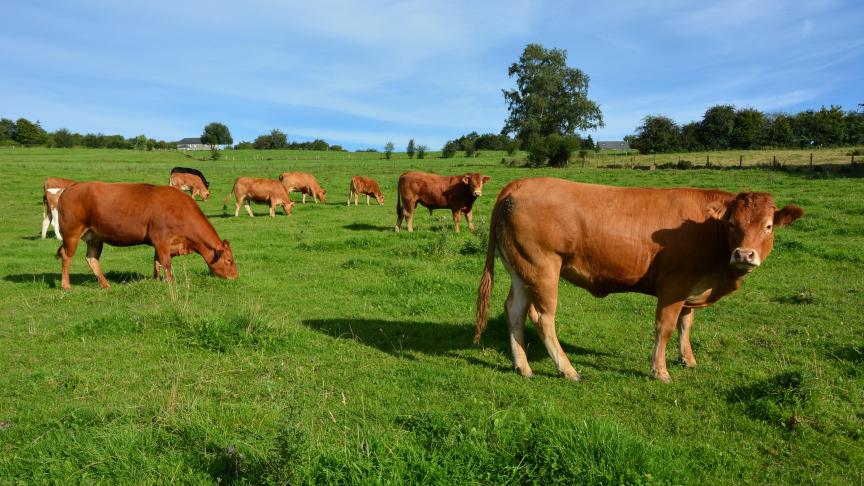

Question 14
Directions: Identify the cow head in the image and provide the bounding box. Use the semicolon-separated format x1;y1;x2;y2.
708;192;803;272
461;173;491;197
318;188;327;203
375;191;385;205
200;187;211;201
209;239;238;279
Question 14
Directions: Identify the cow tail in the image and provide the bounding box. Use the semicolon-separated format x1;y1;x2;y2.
474;198;503;344
222;182;235;211
395;185;403;220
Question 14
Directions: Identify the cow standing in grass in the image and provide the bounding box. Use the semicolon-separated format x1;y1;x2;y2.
41;177;77;240
475;178;803;383
395;171;490;233
279;172;327;204
223;177;293;217
169;167;210;201
57;182;237;290
348;176;385;206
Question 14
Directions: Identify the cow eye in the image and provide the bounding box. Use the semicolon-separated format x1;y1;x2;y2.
765;223;773;231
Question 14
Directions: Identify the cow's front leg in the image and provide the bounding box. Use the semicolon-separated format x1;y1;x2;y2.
652;298;686;383
268;203;276;218
452;210;462;232
85;239;110;289
153;251;161;279
302;193;307;204
366;195;370;205
677;307;697;368
244;200;255;217
155;245;174;283
234;200;241;217
465;210;475;233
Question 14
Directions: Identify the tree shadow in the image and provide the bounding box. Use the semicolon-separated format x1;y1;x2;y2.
343;223;390;232
20;235;51;241
3;271;146;288
301;316;636;378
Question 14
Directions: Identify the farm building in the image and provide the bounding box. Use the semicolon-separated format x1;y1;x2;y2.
596;140;630;150
176;138;208;150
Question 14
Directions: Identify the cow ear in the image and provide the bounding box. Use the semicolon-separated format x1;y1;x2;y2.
222;239;231;248
482;176;490;183
211;249;223;264
706;200;729;221
774;205;804;227
462;176;470;184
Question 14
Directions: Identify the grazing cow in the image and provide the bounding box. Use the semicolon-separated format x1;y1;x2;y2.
395;171;490;233
57;182;237;290
278;172;327;204
41;177;77;240
223;177;293;217
169;167;210;201
475;178;804;383
348;176;385;206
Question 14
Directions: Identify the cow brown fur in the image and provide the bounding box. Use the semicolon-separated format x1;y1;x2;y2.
42;177;77;240
169;171;210;201
394;171;490;233
475;178;803;383
279;172;327;204
57;182;237;290
223;177;294;217
348;176;385;206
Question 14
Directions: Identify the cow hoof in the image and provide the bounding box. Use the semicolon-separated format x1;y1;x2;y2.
680;357;697;369
515;366;534;378
653;370;672;383
563;371;581;382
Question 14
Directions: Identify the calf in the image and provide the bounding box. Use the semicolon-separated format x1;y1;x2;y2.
57;182;237;290
223;177;293;217
395;171;490;232
279;172;327;204
475;178;803;383
348;175;385;206
169;167;210;201
41;177;77;240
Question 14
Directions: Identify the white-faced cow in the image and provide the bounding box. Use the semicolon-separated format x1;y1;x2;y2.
475;178;803;383
41;177;77;240
57;182;237;290
278;172;327;204
395;171;490;233
169;167;210;201
223;177;294;218
348;175;385;206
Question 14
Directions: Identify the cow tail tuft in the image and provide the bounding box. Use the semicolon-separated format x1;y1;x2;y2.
222;181;235;212
475;198;502;344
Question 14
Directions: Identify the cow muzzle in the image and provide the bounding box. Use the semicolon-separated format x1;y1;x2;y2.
473;190;482;197
730;248;761;270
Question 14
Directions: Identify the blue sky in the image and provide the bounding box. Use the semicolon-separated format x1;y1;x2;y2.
2;0;862;150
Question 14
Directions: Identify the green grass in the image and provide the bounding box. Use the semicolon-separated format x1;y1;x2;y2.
0;147;862;484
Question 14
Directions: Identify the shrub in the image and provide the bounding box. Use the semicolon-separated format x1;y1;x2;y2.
527;134;580;167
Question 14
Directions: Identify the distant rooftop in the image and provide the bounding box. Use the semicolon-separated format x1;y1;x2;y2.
596;141;630;150
177;137;202;144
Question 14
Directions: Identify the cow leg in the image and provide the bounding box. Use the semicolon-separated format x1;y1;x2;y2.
234;199;241;217
465;210;475;233
531;278;580;381
244;200;255;217
366;195;370;205
527;304;540;325
51;208;62;240
269;203;276;218
41;210;51;239
347;190;352;206
155;245;174;282
85;239;110;289
153;251;161;279
677;307;697;368
652;299;686;383
302;193;307;204
505;274;533;378
452;210;462;232
59;235;81;290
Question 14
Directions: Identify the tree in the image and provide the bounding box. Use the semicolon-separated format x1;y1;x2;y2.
254;134;272;150
417;144;428;159
731;108;767;149
0;118;15;142
699;105;736;149
527;134;580;167
406;139;415;159
200;122;233;149
14;118;47;146
502;43;603;145
630;115;680;154
52;128;76;148
269;129;288;149
384;141;394;160
441;140;458;158
680;122;702;151
463;139;477;157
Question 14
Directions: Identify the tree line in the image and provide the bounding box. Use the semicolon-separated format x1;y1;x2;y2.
626;105;864;154
235;129;345;152
0;117;177;150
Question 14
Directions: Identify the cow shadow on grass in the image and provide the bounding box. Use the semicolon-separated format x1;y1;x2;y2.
3;271;146;288
301;316;640;379
343;223;391;232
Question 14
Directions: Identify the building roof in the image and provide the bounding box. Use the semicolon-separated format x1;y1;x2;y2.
177;137;203;144
597;141;630;150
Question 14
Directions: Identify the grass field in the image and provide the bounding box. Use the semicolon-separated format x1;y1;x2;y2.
0;147;862;484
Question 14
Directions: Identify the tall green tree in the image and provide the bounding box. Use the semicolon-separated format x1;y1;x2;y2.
406;139;415;159
200;122;233;149
767;114;794;147
630;115;680;154
52;128;76;148
731;108;767;149
416;144;428;159
502;43;603;144
14;118;47;146
698;105;736;149
384;141;394;160
0;118;14;142
269;129;288;149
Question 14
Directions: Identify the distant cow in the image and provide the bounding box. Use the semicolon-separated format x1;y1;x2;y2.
475;178;803;383
395;171;490;233
223;177;293;217
41;177;77;240
278;172;327;204
57;182;237;290
169;167;210;200
348;176;384;206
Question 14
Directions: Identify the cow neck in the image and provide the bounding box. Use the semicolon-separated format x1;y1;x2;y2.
188;226;222;261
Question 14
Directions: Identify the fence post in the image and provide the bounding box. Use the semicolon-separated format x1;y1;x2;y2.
773;155;777;167
853;153;856;166
706;155;710;167
739;155;743;167
810;153;813;168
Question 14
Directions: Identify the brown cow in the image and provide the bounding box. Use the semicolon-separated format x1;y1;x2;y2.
475;178;803;383
395;171;490;233
42;177;77;240
169;167;210;201
57;182;237;290
278;172;327;204
348;175;385;206
223;177;294;217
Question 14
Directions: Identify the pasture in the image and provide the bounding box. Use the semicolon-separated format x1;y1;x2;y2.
0;148;862;484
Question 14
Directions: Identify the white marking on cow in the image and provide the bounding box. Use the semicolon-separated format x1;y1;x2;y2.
46;188;62;195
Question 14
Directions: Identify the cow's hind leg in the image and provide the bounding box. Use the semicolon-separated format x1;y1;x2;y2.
530;272;580;381
59;233;81;290
244;199;255;217
505;273;533;378
41;210;51;239
84;237;110;289
234;198;242;217
677;307;697;368
51;207;62;239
